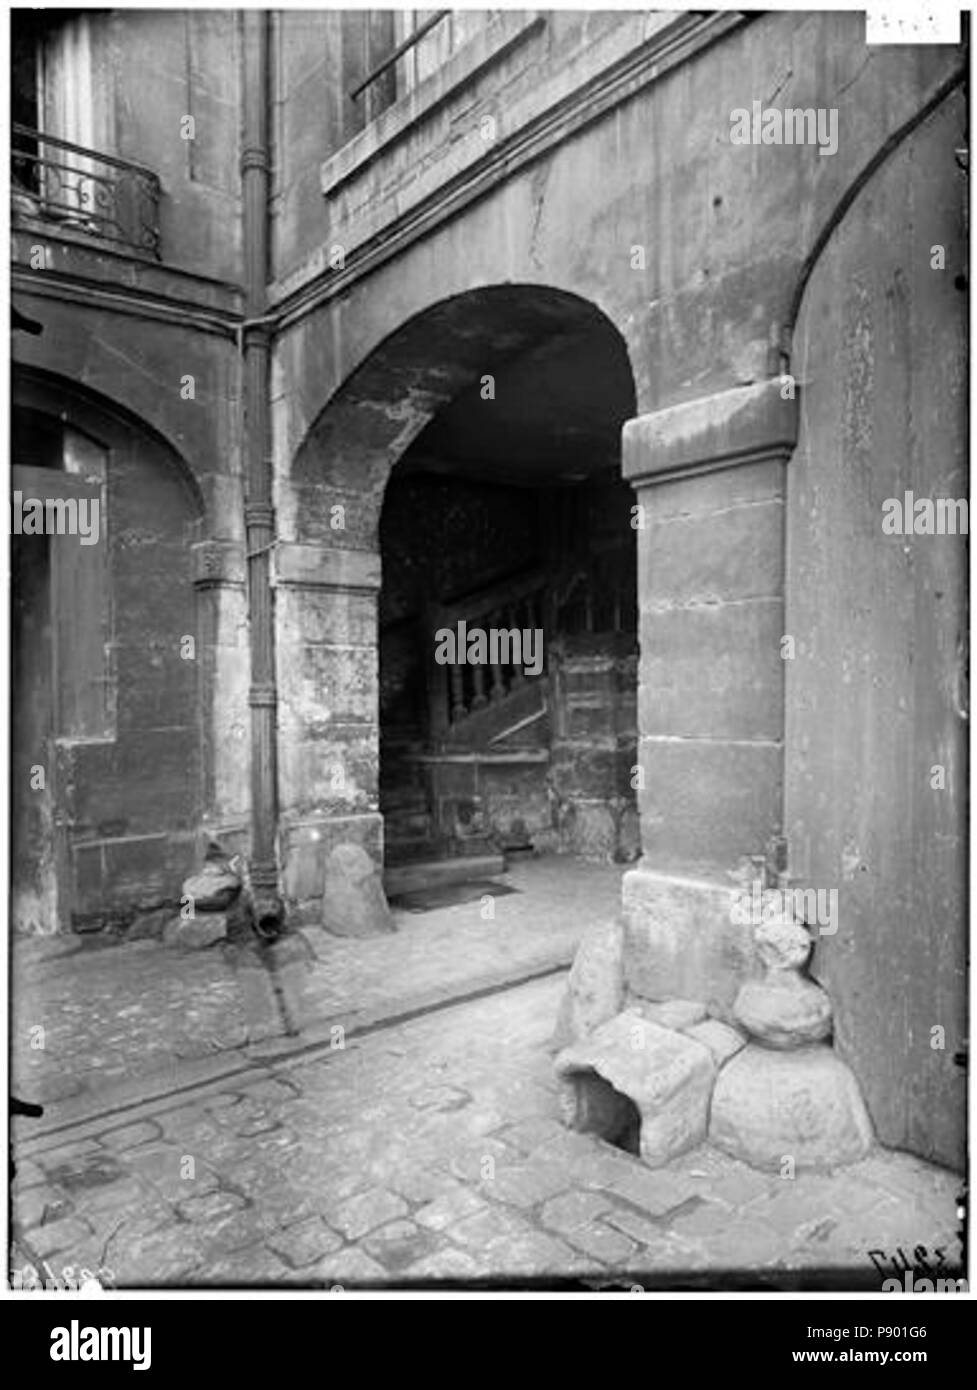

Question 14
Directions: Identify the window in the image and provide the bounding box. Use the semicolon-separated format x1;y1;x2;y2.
352;11;498;121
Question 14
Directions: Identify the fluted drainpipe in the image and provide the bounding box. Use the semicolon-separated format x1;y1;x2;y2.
241;9;282;936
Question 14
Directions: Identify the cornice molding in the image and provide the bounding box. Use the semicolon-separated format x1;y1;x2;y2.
623;379;800;487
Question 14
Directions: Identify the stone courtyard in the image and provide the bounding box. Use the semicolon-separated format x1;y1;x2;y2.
9;864;962;1292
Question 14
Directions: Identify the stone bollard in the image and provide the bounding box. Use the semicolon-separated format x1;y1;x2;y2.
709;892;873;1169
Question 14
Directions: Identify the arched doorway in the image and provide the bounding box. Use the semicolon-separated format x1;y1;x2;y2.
288;285;638;903
379;308;639;873
11;369;205;933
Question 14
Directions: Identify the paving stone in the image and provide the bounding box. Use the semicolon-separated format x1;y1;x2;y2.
204;1091;246;1112
43;1149;129;1193
502;1116;568;1155
195;1207;278;1257
602;1205;667;1246
702;1161;776;1209
177;1189;247;1223
406;1247;487;1279
409;1085;471;1113
384;1166;458;1205
72;1177;149;1217
448;1137;513;1183
236;1115;287;1138
12;1187;73;1230
450;1205;535;1249
483;1161;572;1209
98;1121;162;1152
35;1139;101;1173
80;1192;174;1251
628;1233;719;1275
330;1187;408;1241
415;1186;487;1231
664;1196;734;1239
28;1216;95;1258
11;1158;48;1188
540;1190;614;1236
483;1230;594;1278
362;1220;438;1271
564;1220;639;1266
605;1164;703;1217
111;1231;208;1287
531;1130;635;1187
124;1145;219;1201
199;1245;293;1287
736;1183;842;1240
268;1216;344;1268
691;1215;790;1269
465;1107;509;1138
313;1248;389;1287
249;1187;321;1229
238;1077;299;1103
845;1152;961;1208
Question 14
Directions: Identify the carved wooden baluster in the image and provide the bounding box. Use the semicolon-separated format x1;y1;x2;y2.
449;663;466;722
508;604;525;685
490;607;506;701
528;592;542;672
471;658;488;709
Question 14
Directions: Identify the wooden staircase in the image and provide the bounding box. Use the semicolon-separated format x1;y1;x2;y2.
380;570;551;887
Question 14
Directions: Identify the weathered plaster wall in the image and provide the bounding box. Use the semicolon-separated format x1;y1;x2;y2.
785;88;967;1171
12;270;252;910
271;10;395;276
88;9;244;282
273;10;962;458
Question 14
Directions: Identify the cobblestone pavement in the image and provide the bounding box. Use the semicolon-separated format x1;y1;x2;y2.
10;976;962;1291
13;857;622;1109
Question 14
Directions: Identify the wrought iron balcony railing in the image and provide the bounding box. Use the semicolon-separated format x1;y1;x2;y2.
11;124;161;260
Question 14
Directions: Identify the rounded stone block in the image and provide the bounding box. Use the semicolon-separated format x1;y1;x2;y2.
321;842;395;938
551;916;625;1050
734;975;832;1048
163;913;228;950
709;1043;874;1170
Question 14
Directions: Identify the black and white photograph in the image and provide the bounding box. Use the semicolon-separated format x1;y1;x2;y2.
4;1;969;1306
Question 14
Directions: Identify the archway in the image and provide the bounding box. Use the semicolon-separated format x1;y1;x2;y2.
287;285;638;905
11;368;206;932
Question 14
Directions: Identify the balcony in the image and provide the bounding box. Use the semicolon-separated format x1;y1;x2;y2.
11;124;161;260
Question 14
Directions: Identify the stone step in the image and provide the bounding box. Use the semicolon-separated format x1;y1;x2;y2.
384;852;507;898
383;808;433;837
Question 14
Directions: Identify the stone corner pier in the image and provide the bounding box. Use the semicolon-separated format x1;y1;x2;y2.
554;378;873;1173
